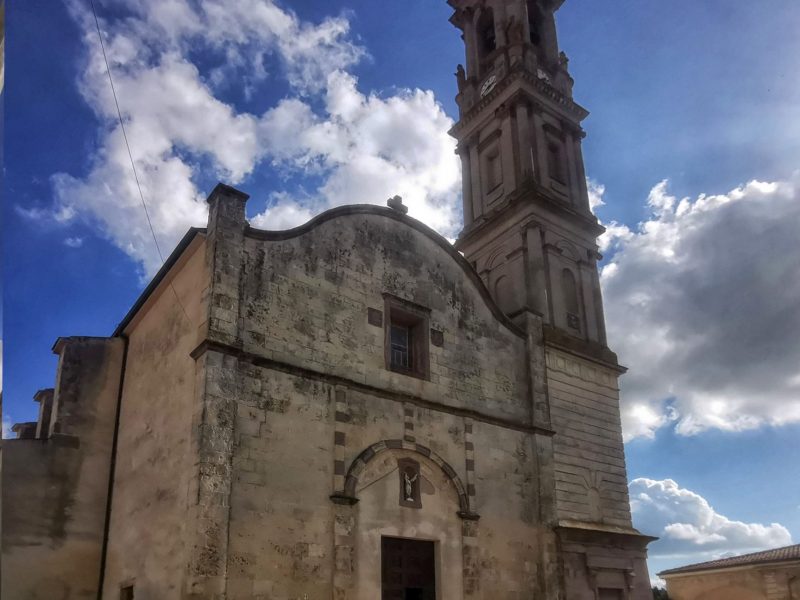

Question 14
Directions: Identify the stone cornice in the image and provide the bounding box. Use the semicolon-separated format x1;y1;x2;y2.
455;180;604;251
190;338;557;439
449;68;589;139
556;521;658;550
543;325;625;373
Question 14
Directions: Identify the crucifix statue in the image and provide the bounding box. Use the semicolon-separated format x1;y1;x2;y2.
404;470;418;501
398;458;422;508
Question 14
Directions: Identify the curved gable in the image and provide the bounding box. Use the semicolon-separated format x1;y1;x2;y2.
241;204;531;423
246;204;523;339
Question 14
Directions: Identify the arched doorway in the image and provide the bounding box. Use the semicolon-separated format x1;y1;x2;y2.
337;441;477;600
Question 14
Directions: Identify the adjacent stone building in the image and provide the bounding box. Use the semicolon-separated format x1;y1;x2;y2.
2;1;655;598
660;544;800;600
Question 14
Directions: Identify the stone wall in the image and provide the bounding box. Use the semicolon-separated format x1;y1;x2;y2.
665;563;800;600
545;346;653;600
101;234;208;599
545;347;631;527
203;206;554;598
222;362;551;599
241;209;530;424
2;337;124;599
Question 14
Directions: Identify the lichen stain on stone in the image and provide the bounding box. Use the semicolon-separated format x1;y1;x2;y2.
293;317;314;338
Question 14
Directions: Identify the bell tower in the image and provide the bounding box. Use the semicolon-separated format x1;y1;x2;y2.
449;3;657;598
450;0;607;348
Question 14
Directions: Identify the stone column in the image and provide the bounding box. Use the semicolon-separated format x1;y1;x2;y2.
331;387;357;600
590;253;608;345
33;388;55;439
563;130;581;207
544;245;563;328
520;311;560;599
494;2;508;47
532;110;550;188
459;148;474;226
468;140;483;220
541;10;559;65
522;312;551;431
202;184;249;346
465;12;479;79
574;134;591;213
461;518;481;599
524;224;549;322
184;184;249;598
579;259;600;342
498;105;518;192
515;101;534;180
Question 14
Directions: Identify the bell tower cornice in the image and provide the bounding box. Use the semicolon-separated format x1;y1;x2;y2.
449;67;588;140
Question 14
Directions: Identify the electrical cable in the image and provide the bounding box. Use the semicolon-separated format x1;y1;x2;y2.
90;0;193;326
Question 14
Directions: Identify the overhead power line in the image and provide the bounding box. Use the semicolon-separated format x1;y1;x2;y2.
89;0;192;326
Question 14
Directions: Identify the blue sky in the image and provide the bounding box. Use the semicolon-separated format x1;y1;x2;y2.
4;0;800;580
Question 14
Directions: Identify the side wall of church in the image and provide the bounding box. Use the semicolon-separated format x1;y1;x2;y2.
101;237;209;599
1;337;124;600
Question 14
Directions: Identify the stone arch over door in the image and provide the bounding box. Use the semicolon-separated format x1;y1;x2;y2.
336;440;480;600
342;439;477;519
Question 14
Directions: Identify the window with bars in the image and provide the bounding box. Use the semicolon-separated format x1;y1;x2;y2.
390;324;411;370
384;295;430;380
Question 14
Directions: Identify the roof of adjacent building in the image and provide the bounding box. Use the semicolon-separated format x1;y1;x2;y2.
659;544;800;577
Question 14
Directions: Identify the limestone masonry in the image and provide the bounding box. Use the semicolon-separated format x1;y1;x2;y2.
3;1;656;598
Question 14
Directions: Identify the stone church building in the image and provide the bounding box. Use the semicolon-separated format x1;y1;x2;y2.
3;1;655;598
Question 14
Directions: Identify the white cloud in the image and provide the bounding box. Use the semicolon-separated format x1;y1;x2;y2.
601;174;800;439
631;478;792;565
28;0;458;276
64;236;85;248
587;178;606;211
651;575;667;589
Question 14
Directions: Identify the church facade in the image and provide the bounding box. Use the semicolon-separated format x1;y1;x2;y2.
2;1;655;598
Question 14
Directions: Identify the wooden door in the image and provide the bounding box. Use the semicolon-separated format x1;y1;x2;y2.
381;537;436;600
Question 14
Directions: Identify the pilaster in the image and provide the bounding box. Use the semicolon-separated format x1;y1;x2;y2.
578;259;600;342
498;104;518;192
203;183;249;346
524;223;549;321
459;148;475;224
184;183;249;598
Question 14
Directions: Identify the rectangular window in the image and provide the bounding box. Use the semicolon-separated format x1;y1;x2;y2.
390;324;411;369
384;295;430;380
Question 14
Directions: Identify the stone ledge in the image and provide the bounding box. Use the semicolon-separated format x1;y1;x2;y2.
190;338;556;439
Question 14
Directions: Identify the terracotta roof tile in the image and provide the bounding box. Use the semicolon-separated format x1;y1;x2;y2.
659;544;800;576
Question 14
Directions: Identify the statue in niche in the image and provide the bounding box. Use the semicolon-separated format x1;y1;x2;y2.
456;64;466;92
398;457;422;508
404;470;418;501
